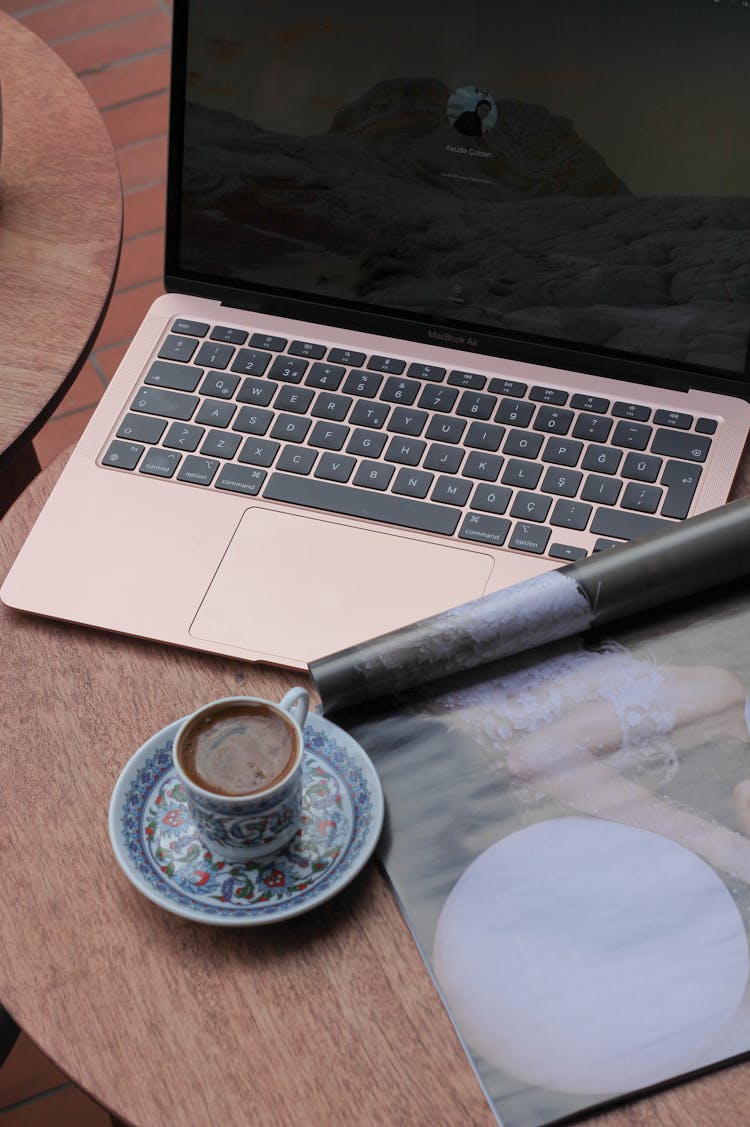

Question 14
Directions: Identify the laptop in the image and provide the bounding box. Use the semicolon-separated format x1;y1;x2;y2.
3;0;750;671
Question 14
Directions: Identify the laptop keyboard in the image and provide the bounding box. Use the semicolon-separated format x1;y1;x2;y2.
100;316;719;560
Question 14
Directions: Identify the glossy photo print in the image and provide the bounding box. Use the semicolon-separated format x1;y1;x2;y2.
341;580;750;1126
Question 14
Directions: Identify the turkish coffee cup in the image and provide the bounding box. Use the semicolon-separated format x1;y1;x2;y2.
172;688;309;862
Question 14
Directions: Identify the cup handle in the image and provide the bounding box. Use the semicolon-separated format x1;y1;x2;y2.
279;687;309;730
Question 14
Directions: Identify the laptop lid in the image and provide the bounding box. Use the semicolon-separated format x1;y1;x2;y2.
165;0;750;402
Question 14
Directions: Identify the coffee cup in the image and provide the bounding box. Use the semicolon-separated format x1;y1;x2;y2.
172;688;309;861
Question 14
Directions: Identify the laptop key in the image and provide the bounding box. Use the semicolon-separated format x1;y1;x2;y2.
488;378;528;397
309;421;349;450
448;370;486;390
621;482;663;513
139;448;181;478
470;483;512;514
268;355;308;383
581;444;622;474
613;401;651;421
381;376;420;405
542;437;583;466
540;467;582;497
549;543;587;561
199;371;240;399
238;437;280;467
158;334;198;362
612;420;652;450
342;369;382;398
164;422;204;451
509;522;552;554
503;431;543;459
530;386;567;405
622;452;662;482
417;385;459;413
463;451;502;481
368;355;406;374
408;363;445;382
495;399;534;427
305;362;345;390
456;390;496;420
264;473;459;535
581;474;622;505
347;429;387;458
459;513;510;546
651;428;711;462
572;413;612;442
388;406;428;436
353;461;394;490
270;414;312;443
102;440;143;470
131;386;198;420
289;339;326;359
350;401;389;429
116;413;166;444
237;377;274;406
172;318;209;337
431;476;472;506
571;394;609;413
660;460;702;519
385;436;426;466
466;421;504;451
328;348;366;367
550;499;592;530
250;333;287;351
200;431;242;459
510;492;552;522
654;409;693;429
425;416;466;444
392;468;434;498
274;384;314;414
424;443;464;473
233;406;273;435
195;399;236;428
210;325;248;345
314;453;356;483
215;465;266;495
312;392;352;422
194;341;234;370
590;507;671;540
231;348;272;376
502;459;543;488
145;360;203;392
177;456;219;486
533;406;573;434
277;446;317;474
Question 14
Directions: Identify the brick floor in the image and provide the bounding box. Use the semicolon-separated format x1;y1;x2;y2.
3;0;172;1116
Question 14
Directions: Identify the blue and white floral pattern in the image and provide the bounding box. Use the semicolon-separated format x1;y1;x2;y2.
109;715;384;925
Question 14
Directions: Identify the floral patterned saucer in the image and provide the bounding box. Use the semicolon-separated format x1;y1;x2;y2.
108;712;383;925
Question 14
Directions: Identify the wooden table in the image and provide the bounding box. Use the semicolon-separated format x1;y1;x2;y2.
0;13;122;516
3;454;750;1127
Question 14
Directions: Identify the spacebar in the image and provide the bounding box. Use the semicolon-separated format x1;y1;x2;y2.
263;472;460;535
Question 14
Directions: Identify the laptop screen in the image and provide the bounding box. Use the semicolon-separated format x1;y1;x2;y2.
170;0;750;391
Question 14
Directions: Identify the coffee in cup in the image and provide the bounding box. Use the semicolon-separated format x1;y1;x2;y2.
179;701;298;796
173;688;309;861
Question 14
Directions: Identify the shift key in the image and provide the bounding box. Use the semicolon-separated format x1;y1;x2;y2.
130;386;199;420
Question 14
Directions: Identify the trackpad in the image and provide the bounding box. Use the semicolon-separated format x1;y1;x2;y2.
190;507;493;664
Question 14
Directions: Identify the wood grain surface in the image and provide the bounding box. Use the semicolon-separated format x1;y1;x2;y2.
0;12;121;484
2;454;750;1127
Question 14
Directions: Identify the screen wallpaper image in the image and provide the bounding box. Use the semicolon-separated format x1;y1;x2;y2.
179;0;750;378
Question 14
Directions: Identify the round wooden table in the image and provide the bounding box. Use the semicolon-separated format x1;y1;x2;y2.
0;13;122;516
3;455;750;1127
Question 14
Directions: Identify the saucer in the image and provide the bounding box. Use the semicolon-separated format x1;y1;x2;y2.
108;712;384;925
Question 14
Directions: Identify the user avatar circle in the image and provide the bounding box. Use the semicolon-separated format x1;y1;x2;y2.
447;86;497;137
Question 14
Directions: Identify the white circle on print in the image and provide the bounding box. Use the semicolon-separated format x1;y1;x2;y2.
432;817;749;1095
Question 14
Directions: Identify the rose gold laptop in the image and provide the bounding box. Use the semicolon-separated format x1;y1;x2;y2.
3;0;750;671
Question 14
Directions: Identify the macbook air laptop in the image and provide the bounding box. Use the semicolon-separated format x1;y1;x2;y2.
3;0;750;670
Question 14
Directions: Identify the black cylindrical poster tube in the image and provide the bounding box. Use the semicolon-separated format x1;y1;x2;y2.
310;496;750;715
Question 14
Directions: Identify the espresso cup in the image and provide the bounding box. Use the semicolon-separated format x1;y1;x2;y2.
172;688;309;862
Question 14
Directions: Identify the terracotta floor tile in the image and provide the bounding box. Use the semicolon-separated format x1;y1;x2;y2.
122;182;166;240
103;89;169;148
23;0;158;43
33;407;96;471
92;279;165;350
116;230;165;291
0;1035;67;1108
116;136;168;192
0;1084;111;1127
53;10;171;76
53;359;107;416
83;49;170;112
92;342;130;382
